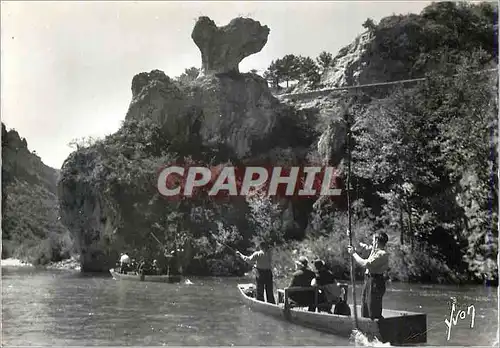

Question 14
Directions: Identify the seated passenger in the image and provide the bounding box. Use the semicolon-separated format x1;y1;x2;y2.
151;259;160;275
312;260;342;313
288;256;316;312
333;287;352;316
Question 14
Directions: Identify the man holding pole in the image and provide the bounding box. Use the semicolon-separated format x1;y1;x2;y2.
236;241;275;304
347;231;390;320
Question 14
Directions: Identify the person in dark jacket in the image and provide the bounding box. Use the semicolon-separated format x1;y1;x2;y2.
313;260;336;286
312;260;340;313
288;256;316;311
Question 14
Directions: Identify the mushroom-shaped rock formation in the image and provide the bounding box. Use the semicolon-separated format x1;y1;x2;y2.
192;16;270;75
59;16;321;273
125;17;281;159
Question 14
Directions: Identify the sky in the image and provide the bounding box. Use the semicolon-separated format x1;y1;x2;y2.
2;1;432;169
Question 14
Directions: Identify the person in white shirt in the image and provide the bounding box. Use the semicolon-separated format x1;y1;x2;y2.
236;242;275;304
347;232;390;319
119;253;131;274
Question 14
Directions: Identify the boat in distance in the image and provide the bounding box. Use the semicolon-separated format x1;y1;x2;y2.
110;269;182;283
237;283;427;345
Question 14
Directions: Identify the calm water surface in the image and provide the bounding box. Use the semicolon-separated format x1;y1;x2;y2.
1;267;498;346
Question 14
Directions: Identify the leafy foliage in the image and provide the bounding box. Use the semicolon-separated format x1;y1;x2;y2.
352;50;498;282
246;191;285;246
298;56;321;87
263;54;322;89
176;67;200;85
362;18;377;31
316;51;334;72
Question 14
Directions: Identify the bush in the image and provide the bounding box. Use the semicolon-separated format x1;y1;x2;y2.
388;244;466;284
206;254;243;276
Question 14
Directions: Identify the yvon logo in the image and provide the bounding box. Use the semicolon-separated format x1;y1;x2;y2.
157;165;343;199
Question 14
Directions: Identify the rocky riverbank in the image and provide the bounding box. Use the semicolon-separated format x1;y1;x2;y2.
1;258;33;267
45;256;81;271
1;256;81;271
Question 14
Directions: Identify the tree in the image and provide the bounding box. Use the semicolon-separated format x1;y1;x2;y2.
263;60;281;88
298;56;320;87
177;67;200;85
316;51;334;72
276;54;302;88
246;191;285;246
362;18;377;31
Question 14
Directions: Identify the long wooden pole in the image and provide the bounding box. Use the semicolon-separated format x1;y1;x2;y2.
150;231;163;247
346;109;359;330
210;232;238;254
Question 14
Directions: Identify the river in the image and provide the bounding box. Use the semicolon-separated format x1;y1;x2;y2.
1;267;498;346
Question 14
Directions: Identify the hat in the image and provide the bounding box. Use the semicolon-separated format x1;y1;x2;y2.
313;259;325;269
295;256;309;268
376;232;389;245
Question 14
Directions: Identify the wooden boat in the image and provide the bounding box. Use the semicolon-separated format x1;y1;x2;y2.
237;283;427;345
110;269;182;283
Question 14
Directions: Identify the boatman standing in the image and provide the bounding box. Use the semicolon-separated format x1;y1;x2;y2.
119;252;131;274
347;231;390;319
236;242;276;304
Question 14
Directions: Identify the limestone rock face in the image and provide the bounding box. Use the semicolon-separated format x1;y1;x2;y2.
125;70;283;159
124;16;278;157
58;150;116;272
320;31;374;88
317;120;347;166
125;70;194;142
60;16;316;273
193;73;280;157
192;16;270;75
283;95;348;166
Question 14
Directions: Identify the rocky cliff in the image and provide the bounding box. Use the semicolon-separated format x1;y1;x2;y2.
192;16;270;75
58;2;498;282
2;123;73;264
285;1;498;164
124;70;287;159
284;1;498;283
59;16;321;273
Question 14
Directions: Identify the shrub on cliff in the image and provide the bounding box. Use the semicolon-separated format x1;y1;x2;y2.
367;1;497;79
60;118;195;268
59;118;264;273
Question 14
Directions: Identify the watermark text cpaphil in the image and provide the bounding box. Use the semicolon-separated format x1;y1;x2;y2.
157;165;343;199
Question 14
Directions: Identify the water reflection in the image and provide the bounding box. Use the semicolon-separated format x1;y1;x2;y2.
1;268;498;346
